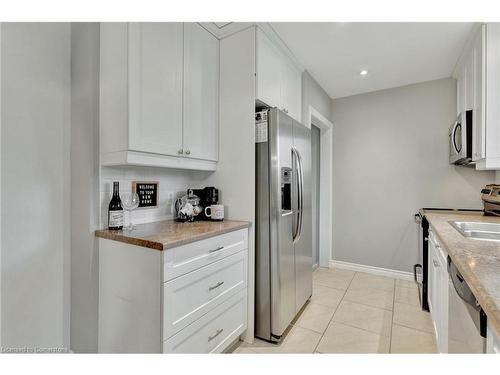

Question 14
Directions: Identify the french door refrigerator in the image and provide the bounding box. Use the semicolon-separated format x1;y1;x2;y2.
255;108;312;342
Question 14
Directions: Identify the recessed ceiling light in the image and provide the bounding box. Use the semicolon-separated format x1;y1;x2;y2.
360;70;368;76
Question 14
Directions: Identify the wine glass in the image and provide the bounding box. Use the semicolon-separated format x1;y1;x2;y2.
122;192;140;231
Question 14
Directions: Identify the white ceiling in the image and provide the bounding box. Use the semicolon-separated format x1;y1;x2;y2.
270;22;476;99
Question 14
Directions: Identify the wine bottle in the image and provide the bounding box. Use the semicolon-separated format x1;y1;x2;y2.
108;181;123;230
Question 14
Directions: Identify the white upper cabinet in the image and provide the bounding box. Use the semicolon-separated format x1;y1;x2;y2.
128;23;184;157
455;23;500;169
281;59;302;122
482;23;500;169
472;26;486;161
183;23;219;162
100;22;219;171
456;47;473;115
456;67;465;115
256;28;303;122
256;30;282;110
465;50;474;112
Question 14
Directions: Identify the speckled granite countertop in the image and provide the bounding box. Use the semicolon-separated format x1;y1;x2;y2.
422;210;500;335
95;219;250;251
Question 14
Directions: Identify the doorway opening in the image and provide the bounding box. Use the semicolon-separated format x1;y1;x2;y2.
306;105;334;269
311;124;321;269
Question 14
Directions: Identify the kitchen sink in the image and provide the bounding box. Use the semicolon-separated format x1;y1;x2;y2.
449;221;500;242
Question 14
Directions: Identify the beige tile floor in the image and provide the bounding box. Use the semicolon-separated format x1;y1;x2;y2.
232;267;437;354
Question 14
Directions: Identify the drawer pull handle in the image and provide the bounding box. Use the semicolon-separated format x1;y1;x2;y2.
209;246;224;253
209;281;224;291
208;328;224;342
433;260;440;268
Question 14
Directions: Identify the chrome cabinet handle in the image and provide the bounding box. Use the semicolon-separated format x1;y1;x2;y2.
208;328;224;342
208;281;224;291
209;246;224;253
177;149;183;155
185;150;191;155
433;260;440;267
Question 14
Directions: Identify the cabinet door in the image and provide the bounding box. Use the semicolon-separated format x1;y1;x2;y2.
456;62;466;115
487;322;500;353
472;25;486;161
429;239;441;345
281;59;302;122
438;259;449;353
128;23;184;156
256;29;282;108
465;50;474;111
427;238;436;315
183;23;219;161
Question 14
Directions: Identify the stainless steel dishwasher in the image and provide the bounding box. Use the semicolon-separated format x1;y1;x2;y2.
447;256;487;353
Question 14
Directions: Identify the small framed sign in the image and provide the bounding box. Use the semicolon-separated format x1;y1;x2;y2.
132;181;159;209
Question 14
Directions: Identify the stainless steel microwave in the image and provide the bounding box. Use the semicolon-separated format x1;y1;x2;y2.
449;110;473;165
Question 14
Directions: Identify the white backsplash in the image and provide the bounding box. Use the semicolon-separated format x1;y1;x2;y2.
100;165;212;227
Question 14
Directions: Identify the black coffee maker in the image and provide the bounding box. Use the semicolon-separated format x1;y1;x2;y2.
187;186;219;221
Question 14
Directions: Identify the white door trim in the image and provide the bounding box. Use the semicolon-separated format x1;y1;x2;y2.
0;23;3;349
305;105;333;268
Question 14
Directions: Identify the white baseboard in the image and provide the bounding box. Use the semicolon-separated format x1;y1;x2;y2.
329;260;414;281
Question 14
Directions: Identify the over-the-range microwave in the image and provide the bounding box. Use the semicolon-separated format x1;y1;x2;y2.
449;109;473;165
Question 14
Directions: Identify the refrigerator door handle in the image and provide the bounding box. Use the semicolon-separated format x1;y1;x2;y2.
292;147;300;241
292;147;303;243
298;148;304;240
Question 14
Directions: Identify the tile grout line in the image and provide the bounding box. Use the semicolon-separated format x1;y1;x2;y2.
391;322;435;335
341;294;395;312
312;271;355;353
324;319;392;339
388;278;396;353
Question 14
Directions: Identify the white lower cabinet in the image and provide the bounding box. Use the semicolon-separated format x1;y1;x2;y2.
163;290;247;353
163;250;248;339
487;322;500;353
98;228;249;353
427;229;448;353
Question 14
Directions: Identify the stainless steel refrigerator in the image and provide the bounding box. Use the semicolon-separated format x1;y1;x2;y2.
255;108;312;342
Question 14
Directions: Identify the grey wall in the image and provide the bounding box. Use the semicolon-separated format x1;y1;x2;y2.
70;23;100;353
331;78;496;272
1;23;71;350
302;70;333;123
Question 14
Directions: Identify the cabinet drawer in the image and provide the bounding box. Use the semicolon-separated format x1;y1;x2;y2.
163;289;247;353
429;229;447;262
163;228;247;281
163;250;247;339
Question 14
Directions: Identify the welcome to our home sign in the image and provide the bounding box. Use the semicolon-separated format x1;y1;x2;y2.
132;181;159;208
